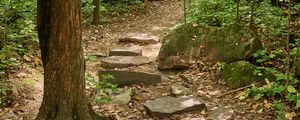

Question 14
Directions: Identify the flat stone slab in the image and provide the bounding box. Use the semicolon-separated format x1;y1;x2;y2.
207;106;234;120
99;70;161;87
100;56;150;68
119;33;160;44
144;96;206;118
109;47;142;56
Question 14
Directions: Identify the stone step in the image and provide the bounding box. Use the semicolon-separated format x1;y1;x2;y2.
207;106;234;120
119;33;159;44
98;70;161;87
100;56;151;68
144;96;207;118
109;47;142;56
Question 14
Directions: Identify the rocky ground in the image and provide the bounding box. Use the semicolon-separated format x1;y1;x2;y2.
0;0;276;119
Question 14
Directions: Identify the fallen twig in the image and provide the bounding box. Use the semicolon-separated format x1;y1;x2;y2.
217;83;258;98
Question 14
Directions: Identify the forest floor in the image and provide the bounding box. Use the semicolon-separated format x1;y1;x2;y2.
0;0;276;119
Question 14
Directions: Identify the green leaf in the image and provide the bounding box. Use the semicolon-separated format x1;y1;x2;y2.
254;93;264;100
96;97;112;103
275;73;286;81
296;99;300;108
287;85;297;93
286;93;297;102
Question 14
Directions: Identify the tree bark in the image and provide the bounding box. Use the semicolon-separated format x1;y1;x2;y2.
36;0;103;119
92;0;100;25
249;0;256;30
236;0;240;23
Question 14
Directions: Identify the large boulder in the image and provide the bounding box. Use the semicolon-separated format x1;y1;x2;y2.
157;23;206;70
199;25;262;63
222;61;278;89
98;70;161;87
157;23;262;70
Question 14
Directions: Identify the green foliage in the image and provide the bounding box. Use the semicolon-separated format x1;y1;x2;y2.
187;0;236;26
82;0;142;23
0;0;38;78
252;50;276;63
0;87;7;107
82;0;96;22
84;55;97;63
187;0;288;39
245;69;300;118
86;73;118;103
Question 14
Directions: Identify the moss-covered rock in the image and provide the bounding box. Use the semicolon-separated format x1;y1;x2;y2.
157;23;262;70
199;25;262;63
157;22;209;70
222;61;278;89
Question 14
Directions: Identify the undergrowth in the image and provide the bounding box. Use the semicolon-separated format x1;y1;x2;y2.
187;0;300;119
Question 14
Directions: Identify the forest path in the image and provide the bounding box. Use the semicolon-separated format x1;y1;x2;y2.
0;0;270;119
83;0;273;119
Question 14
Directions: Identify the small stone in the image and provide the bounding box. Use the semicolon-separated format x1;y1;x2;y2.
119;33;160;44
207;106;234;120
109;47;142;56
100;56;151;68
99;70;161;87
170;85;190;96
161;75;170;82
113;88;133;104
144;96;206;118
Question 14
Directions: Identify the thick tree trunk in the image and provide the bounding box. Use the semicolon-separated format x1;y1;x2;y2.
92;0;100;25
36;0;102;120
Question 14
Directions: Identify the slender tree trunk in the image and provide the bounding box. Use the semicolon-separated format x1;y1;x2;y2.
249;0;256;30
236;0;240;23
36;0;103;119
286;0;292;83
92;0;100;25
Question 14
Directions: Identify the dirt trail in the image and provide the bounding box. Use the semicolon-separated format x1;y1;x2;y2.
83;0;183;75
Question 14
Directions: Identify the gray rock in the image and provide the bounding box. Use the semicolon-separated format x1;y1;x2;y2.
144;96;206;118
207;106;234;120
198;25;262;63
170;85;190;96
99;70;161;87
113;88;133;104
100;56;150;68
109;47;142;56
157;22;262;70
119;33;160;44
161;75;170;82
179;74;194;84
157;23;196;70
